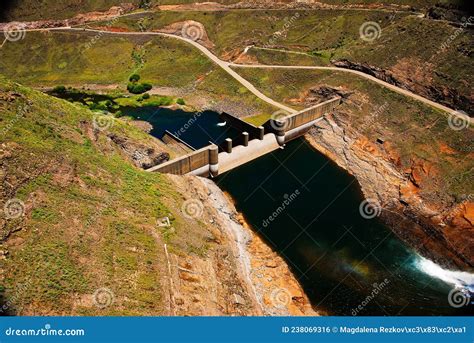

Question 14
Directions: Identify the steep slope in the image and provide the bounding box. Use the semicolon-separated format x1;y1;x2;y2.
0;76;252;315
0;75;316;316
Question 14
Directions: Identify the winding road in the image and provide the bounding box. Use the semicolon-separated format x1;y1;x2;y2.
1;25;470;121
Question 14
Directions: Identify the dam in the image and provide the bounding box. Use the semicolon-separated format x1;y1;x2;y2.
146;97;341;177
123;103;474;316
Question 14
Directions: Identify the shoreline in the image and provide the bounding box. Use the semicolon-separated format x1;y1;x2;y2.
305;116;473;270
201;178;320;316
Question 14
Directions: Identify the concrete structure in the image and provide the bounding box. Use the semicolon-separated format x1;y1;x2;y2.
161;130;195;155
218;134;281;174
147;97;341;177
219;112;264;141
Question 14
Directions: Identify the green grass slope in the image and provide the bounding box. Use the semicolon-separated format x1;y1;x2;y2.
1;0;467;22
0;31;276;116
0;75;215;315
111;10;472;112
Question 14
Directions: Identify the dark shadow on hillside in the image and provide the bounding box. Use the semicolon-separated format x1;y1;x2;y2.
0;0;18;21
0;290;16;316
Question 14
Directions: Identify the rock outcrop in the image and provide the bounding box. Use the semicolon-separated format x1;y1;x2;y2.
332;59;473;115
306;114;474;269
165;175;318;315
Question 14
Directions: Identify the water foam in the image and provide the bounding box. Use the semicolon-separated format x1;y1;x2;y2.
414;255;474;291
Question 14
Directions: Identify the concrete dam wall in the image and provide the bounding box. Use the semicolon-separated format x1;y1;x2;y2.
147;97;341;177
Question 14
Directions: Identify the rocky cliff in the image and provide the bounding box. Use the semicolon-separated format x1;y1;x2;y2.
306;113;473;270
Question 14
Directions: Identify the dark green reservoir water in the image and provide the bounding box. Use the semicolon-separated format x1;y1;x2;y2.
216;139;473;315
136;108;474;316
122;106;240;149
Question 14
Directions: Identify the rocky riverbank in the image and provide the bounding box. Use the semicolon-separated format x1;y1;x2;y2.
201;178;319;316
164;174;317;316
305;114;473;270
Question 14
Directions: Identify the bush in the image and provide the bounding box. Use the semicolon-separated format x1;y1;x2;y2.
53;85;66;94
88;102;108;111
139;0;151;9
176;98;185;105
142;93;150;99
129;74;140;82
127;82;144;94
127;82;153;94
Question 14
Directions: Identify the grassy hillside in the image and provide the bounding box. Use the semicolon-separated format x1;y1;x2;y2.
108;9;472;113
1;0;467;22
112;9;406;57
234;67;473;201
0;31;211;86
0;75;225;315
0;0;139;21
0;31;276;116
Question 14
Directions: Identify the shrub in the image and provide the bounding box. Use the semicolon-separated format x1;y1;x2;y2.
129;74;140;82
176;98;185;105
142;93;150;99
53;85;66;94
127;82;152;94
139;0;151;9
127;82;145;94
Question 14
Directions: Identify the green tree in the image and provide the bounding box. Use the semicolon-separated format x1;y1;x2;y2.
129;74;141;82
